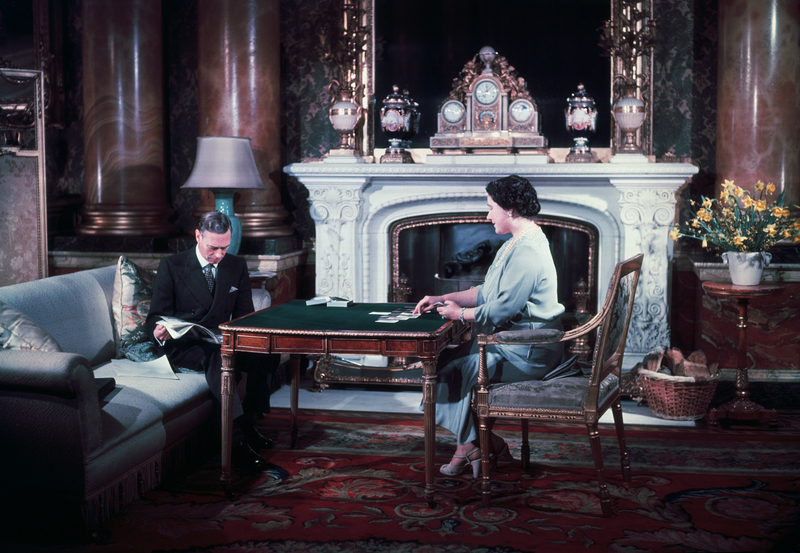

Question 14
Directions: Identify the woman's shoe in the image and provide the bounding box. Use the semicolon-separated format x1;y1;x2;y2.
440;447;481;478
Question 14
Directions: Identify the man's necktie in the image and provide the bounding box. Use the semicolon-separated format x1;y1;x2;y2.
203;264;215;293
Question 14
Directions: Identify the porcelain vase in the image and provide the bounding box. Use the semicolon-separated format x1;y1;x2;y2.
721;251;771;285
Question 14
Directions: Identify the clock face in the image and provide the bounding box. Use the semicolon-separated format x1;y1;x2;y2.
510;100;533;123
442;100;465;123
474;80;499;105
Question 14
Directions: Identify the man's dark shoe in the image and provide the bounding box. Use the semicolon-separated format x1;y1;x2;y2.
262;461;290;481
231;440;269;472
244;427;274;451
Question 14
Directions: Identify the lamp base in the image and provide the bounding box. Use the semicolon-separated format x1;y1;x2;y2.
212;191;242;255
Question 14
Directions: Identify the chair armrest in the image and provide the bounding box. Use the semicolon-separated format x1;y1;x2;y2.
491;328;565;345
0;350;96;397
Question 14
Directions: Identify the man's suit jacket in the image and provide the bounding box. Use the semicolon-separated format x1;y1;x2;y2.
145;248;254;343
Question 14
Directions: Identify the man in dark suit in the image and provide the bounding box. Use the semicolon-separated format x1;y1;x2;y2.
145;211;286;479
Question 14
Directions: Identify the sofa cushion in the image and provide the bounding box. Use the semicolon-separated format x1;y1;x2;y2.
0;266;117;365
0;300;62;351
112;256;159;361
88;363;213;491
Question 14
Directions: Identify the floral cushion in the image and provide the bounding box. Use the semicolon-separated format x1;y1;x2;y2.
0;300;62;351
112;256;159;361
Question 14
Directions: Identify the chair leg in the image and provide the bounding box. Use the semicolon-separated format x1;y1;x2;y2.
478;414;493;508
611;398;631;483
586;422;612;517
521;419;530;470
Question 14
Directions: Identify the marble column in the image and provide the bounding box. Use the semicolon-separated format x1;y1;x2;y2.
716;0;800;198
196;0;292;238
79;0;175;236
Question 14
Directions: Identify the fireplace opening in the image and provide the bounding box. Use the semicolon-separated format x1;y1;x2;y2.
390;213;598;317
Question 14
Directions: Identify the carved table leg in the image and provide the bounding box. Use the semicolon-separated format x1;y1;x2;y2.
291;354;300;447
220;352;235;498
422;358;437;508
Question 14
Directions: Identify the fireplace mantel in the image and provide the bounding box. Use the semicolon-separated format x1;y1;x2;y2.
285;157;698;367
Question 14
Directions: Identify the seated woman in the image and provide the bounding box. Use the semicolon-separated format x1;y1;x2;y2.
414;174;565;478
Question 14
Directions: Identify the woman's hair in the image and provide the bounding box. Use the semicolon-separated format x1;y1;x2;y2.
199;211;232;235
485;174;541;218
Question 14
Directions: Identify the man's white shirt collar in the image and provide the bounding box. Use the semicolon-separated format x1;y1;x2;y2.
196;246;216;273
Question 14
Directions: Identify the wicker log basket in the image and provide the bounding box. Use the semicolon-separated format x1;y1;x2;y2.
634;348;720;421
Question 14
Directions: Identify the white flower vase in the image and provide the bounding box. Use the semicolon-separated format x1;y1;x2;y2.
721;252;771;285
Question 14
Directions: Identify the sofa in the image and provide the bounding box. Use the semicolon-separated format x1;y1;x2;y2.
0;259;271;532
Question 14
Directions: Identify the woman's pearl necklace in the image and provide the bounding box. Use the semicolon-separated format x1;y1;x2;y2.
492;223;540;266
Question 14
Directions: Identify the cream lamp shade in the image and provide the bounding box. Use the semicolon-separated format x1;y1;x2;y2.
182;136;266;255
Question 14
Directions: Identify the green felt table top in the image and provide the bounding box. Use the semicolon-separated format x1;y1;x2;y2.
223;300;450;334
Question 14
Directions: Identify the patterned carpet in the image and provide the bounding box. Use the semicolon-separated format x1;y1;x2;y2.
4;410;800;553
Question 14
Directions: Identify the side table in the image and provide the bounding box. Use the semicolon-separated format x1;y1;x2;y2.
701;281;785;426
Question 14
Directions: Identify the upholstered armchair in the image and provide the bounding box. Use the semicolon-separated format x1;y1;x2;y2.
472;253;643;516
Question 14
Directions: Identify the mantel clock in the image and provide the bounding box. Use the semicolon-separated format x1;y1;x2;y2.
430;46;546;154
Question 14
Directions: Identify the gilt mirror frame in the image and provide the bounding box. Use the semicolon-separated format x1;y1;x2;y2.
0;68;48;284
346;0;653;158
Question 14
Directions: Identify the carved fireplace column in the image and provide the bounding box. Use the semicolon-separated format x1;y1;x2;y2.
304;179;368;301
716;0;800;198
610;180;682;355
196;0;292;238
79;0;175;236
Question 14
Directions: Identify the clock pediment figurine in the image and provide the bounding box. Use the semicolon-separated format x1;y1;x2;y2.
430;46;547;155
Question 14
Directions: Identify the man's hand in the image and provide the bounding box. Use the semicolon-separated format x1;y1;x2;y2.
154;324;170;342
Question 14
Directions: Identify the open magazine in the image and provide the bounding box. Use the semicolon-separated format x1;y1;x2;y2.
158;316;221;344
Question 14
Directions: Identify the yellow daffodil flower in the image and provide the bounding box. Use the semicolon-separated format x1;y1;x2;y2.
755;181;765;192
669;228;681;240
766;183;776;193
765;224;777;236
697;208;712;222
743;197;755;208
755;200;767;212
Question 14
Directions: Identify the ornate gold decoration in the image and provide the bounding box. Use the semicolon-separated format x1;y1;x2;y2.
320;0;373;156
446;53;533;105
599;0;656;155
430;47;545;153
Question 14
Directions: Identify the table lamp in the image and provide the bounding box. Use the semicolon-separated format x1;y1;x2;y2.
181;136;266;255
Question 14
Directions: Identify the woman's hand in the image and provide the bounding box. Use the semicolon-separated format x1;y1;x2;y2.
436;300;462;321
413;295;445;315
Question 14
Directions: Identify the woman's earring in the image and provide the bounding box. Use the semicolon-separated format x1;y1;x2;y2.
507;211;513;218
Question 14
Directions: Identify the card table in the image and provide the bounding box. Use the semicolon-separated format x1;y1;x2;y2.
219;300;469;505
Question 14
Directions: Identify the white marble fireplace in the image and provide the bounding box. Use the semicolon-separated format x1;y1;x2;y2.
285;154;697;367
